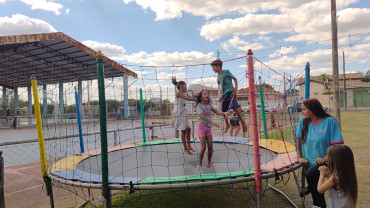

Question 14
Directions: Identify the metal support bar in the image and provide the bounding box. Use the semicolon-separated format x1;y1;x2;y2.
0;151;5;208
27;86;32;115
123;73;129;119
43;84;47;115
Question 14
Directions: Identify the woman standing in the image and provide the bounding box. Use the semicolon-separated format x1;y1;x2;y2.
295;98;344;208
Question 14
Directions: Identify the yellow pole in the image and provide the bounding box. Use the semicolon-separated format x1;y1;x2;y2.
31;75;48;179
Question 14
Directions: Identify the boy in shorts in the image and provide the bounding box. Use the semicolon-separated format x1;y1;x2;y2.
211;59;247;133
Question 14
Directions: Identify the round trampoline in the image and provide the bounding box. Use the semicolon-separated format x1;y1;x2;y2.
49;136;298;190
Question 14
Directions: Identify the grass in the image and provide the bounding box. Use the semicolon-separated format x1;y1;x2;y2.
84;111;370;208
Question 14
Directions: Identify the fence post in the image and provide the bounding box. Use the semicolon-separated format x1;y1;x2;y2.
114;130;118;146
0;151;4;208
96;51;111;208
247;49;262;207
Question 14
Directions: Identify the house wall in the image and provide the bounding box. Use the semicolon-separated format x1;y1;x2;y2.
300;82;332;108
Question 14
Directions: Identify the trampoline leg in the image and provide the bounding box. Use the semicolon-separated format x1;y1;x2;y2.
255;193;260;208
78;188;91;208
267;182;298;208
292;166;306;208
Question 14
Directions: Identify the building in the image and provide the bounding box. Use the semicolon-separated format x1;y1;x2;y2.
298;73;370;109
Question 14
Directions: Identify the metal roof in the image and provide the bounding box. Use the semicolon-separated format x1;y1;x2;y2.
0;32;137;88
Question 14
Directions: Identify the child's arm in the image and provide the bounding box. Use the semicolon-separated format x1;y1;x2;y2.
199;113;220;128
176;91;196;102
317;166;335;193
232;76;238;95
211;108;228;118
296;139;309;166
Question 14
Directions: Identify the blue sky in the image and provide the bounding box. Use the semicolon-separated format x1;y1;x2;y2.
1;0;370;101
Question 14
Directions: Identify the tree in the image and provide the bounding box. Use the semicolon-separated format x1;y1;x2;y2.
318;73;333;109
361;70;370;82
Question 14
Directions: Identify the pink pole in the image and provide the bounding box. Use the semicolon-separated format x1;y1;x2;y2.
247;49;262;194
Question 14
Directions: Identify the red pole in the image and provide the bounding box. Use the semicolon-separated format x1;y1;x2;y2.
247;49;262;195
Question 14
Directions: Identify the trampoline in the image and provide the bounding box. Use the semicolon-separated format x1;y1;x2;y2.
49;136;298;190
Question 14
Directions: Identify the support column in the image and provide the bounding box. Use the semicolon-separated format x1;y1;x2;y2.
59;83;64;114
123;73;128;119
14;87;19;113
28;86;32;115
43;84;47;115
304;62;310;100
2;87;6;107
78;79;83;116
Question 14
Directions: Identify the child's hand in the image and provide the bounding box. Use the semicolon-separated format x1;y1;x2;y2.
213;123;220;128
218;96;222;102
314;157;327;165
318;166;329;177
232;88;237;95
222;112;228;118
298;157;309;166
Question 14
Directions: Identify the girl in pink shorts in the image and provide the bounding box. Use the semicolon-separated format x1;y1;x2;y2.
196;90;227;168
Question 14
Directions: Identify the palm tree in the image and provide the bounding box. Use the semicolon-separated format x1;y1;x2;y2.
318;73;332;109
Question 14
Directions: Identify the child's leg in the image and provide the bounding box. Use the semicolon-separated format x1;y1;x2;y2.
181;130;191;154
230;126;235;137
186;128;195;152
235;108;247;133
197;137;206;168
235;126;241;136
206;135;214;167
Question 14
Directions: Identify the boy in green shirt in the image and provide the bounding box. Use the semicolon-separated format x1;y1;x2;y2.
211;59;247;133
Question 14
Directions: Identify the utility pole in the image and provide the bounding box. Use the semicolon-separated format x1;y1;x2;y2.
331;0;341;125
343;51;347;110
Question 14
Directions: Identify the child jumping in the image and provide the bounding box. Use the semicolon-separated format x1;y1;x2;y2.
317;144;358;208
211;59;247;133
196;90;227;168
171;77;197;155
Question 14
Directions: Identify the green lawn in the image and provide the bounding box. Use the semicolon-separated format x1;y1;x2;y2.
85;111;370;208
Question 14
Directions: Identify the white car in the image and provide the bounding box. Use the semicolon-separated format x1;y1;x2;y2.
242;105;272;113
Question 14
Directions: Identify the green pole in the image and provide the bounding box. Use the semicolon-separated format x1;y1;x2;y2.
258;77;269;139
96;51;111;207
139;89;146;143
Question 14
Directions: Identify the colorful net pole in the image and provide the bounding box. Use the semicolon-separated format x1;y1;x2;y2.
31;75;54;207
305;62;310;99
140;88;147;143
74;86;84;153
258;76;268;140
247;50;262;203
96;51;111;207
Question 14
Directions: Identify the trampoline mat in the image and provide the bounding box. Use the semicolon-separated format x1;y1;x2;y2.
75;142;278;181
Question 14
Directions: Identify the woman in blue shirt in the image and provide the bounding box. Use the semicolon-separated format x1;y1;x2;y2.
295;98;343;208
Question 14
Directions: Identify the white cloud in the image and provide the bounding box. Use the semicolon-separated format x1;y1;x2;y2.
20;0;65;15
0;14;57;36
82;40;126;57
121;51;214;66
191;77;218;87
285;8;370;42
269;46;296;58
0;0;6;3
123;0;308;20
201;14;293;41
222;36;265;52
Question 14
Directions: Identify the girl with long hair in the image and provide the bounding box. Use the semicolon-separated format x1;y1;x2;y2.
170;77;196;154
295;98;344;208
317;144;358;208
195;90;227;168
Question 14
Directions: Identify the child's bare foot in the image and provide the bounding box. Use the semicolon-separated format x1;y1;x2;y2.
197;163;202;168
224;125;230;133
242;124;247;133
184;149;192;155
188;147;196;152
207;163;214;168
